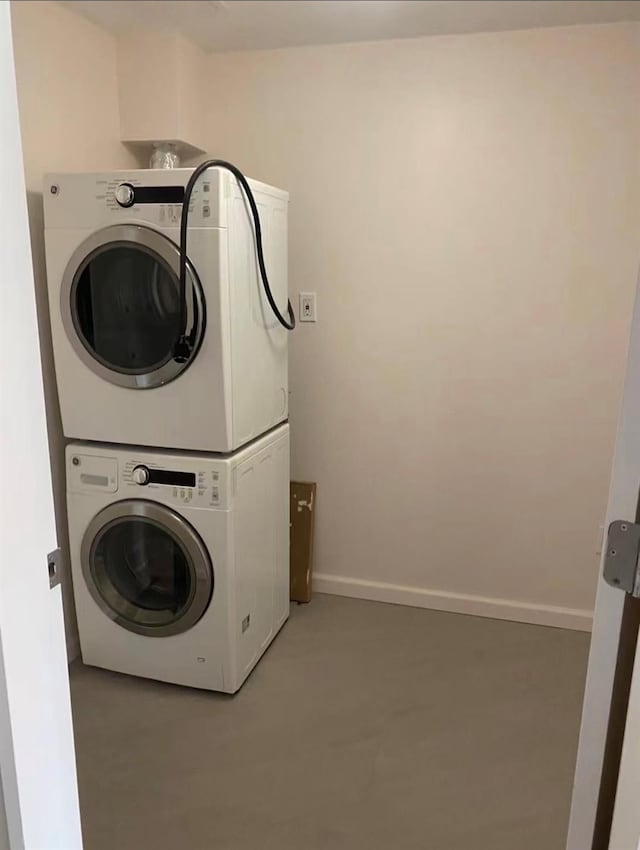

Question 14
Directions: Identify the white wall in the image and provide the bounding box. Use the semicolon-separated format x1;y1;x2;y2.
0;777;7;850
117;31;208;154
10;0;139;658
207;23;640;628
8;7;640;633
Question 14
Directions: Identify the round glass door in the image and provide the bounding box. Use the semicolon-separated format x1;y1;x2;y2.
81;501;213;637
61;224;205;389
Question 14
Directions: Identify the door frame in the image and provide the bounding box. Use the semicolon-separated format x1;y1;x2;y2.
567;267;640;849
0;5;82;847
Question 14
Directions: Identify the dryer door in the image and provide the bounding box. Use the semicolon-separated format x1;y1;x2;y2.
81;500;213;637
61;224;205;389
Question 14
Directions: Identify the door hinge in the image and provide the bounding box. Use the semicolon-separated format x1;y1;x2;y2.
47;548;62;590
603;521;640;597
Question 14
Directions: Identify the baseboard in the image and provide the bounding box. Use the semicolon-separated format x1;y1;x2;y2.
313;573;593;632
66;631;81;664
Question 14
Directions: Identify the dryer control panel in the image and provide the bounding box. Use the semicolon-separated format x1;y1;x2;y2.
44;169;229;230
68;451;227;510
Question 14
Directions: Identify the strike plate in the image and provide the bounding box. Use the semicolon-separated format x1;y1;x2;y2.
47;548;62;590
603;521;640;597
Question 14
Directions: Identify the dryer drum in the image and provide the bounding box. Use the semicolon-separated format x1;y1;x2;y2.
61;224;205;389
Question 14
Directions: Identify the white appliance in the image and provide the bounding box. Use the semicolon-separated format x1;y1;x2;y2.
44;168;289;453
65;425;290;693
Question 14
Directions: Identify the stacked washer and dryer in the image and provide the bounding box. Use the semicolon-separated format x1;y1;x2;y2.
43;165;293;693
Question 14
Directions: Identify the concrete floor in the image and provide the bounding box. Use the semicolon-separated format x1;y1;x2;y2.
70;594;589;850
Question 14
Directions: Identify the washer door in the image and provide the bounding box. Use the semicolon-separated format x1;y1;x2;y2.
81;500;213;637
61;224;205;389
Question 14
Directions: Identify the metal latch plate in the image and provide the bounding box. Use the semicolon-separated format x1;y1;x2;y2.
603;521;640;597
47;548;62;590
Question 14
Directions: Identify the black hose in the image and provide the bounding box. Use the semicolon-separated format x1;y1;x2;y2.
174;159;295;362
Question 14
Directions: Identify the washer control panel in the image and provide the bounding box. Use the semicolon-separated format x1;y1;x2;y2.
68;450;227;508
122;460;224;509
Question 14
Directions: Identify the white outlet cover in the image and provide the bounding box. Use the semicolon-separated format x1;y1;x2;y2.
299;292;317;322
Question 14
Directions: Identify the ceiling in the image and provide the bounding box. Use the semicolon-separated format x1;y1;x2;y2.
62;0;640;53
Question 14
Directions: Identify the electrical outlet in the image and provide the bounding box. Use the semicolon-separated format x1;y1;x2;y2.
299;292;317;322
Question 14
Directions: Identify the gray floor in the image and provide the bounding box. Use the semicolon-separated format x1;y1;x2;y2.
70;594;589;850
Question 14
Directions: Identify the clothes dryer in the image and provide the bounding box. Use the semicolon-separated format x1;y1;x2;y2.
44;168;290;452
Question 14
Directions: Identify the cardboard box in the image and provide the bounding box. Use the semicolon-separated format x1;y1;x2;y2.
290;481;316;603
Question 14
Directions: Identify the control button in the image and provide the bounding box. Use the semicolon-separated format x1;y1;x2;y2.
115;183;135;208
132;465;150;485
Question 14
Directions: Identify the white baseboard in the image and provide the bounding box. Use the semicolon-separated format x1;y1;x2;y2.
313;573;593;632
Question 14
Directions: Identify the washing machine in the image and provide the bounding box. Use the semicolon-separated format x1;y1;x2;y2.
44;168;289;453
66;424;290;693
